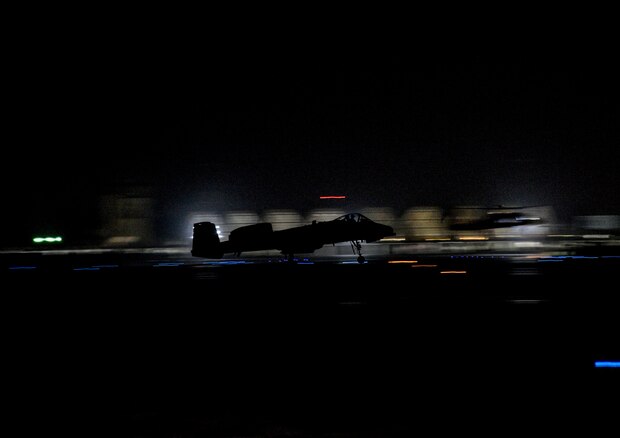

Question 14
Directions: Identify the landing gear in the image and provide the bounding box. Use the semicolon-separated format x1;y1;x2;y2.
350;240;366;264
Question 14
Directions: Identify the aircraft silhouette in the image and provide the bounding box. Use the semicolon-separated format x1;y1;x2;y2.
191;213;395;263
444;205;545;231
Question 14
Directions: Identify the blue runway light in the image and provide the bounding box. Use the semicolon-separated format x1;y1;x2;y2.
594;361;620;368
201;260;247;265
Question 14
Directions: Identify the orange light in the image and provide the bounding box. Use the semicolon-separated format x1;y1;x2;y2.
319;196;346;199
388;260;418;264
440;270;467;274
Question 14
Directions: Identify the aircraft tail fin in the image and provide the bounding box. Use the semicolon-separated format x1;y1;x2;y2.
191;222;224;258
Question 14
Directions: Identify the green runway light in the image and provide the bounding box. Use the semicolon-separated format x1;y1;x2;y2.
33;236;63;243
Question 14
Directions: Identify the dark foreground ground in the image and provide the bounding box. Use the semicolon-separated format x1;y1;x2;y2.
2;250;619;436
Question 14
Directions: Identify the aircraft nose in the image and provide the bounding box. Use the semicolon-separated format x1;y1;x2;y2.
382;224;395;236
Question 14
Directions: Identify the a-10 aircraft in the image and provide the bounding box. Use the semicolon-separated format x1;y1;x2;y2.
191;213;395;263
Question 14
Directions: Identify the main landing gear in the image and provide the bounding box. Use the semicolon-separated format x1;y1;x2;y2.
350;240;366;264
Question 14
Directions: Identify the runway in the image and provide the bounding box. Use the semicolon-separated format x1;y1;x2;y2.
1;246;618;435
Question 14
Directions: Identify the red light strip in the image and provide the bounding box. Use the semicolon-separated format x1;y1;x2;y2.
319;196;346;199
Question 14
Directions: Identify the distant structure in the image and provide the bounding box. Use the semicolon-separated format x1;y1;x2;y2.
99;185;154;246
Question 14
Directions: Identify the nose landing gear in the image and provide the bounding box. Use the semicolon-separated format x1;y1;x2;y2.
350;240;366;264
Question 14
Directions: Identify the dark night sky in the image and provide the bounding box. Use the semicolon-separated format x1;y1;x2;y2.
4;21;619;244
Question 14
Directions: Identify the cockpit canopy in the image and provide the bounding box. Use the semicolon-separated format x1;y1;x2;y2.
334;213;373;224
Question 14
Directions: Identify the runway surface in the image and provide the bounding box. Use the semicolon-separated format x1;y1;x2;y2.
2;248;619;436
